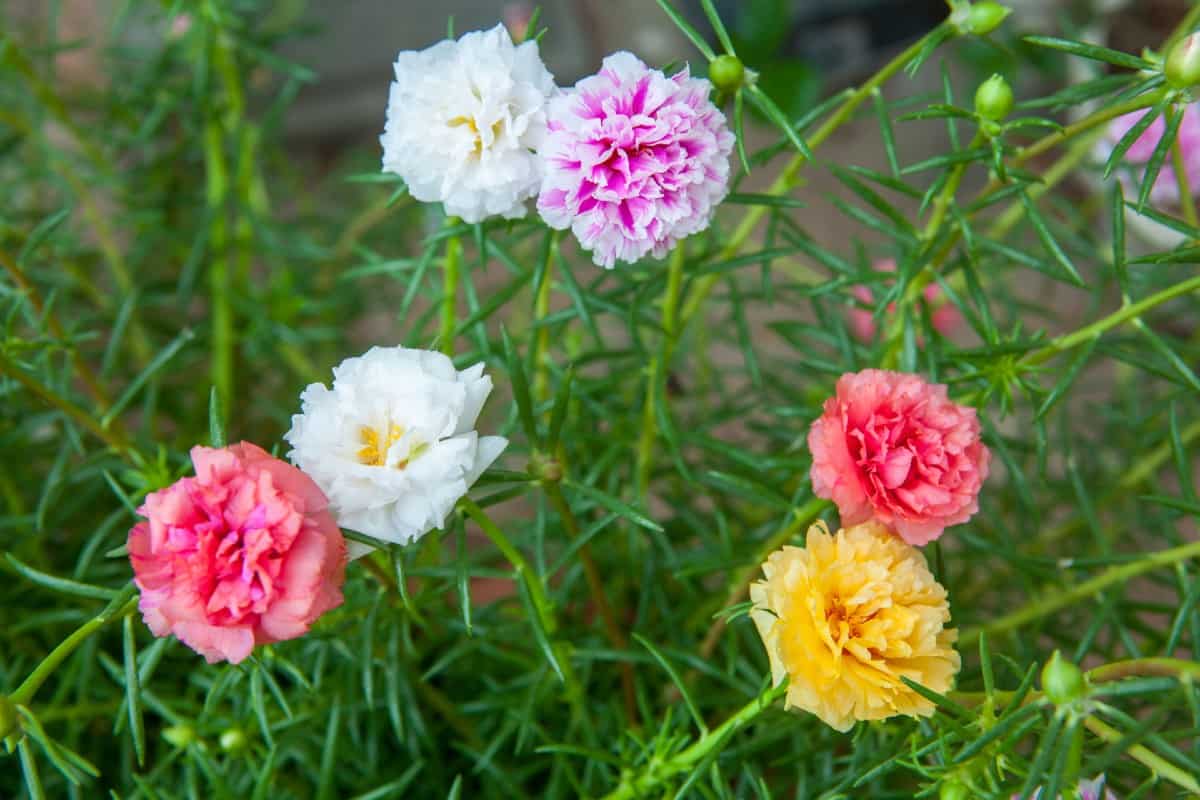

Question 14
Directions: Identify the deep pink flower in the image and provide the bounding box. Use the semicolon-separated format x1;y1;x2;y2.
847;259;961;342
537;51;734;268
808;370;990;545
128;443;346;664
1104;104;1200;206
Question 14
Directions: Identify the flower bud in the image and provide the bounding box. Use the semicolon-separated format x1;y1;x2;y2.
709;54;746;94
219;727;248;753
1165;33;1200;89
0;695;17;739
975;74;1014;122
1041;650;1086;705
530;452;564;483
162;723;197;749
939;778;971;800
966;2;1012;36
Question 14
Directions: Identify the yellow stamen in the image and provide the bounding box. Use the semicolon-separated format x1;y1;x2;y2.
357;423;405;467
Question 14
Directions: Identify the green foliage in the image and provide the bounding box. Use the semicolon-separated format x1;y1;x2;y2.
2;2;1200;799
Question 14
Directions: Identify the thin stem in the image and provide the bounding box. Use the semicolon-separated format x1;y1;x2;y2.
960;538;1200;645
697;498;830;660
532;233;559;404
1087;657;1200;683
0;350;133;456
458;497;587;709
10;584;138;706
440;223;463;357
601;681;788;800
636;243;687;500
1023;275;1200;366
1172;136;1199;229
543;481;638;726
1082;715;1200;794
204;102;234;418
678;25;950;332
0;245;112;409
922;131;985;243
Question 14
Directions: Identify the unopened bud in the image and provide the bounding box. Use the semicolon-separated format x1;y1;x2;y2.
709;54;747;94
975;74;1014;121
939;778;971;800
219;727;248;753
1166;33;1200;89
162;723;197;749
966;2;1012;36
530;452;564;483
1041;650;1086;705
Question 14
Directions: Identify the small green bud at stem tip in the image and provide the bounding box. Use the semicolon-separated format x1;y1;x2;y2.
967;2;1012;36
162;723;197;749
975;73;1014;121
219;727;248;753
939;778;971;800
1041;649;1087;704
1165;33;1200;89
709;54;746;94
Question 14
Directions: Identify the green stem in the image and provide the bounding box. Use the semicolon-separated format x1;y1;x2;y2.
678;24;950;332
1023;275;1200;366
1173;136;1199;230
0;350;133;456
1087;657;1200;683
458;498;587;711
532;233;559;404
601;682;788;800
697;498;830;659
922;131;985;243
10;585;138;707
636;243;687;500
205;114;233;418
1082;715;1200;794
440;224;463;357
960;538;1200;646
543;481;638;725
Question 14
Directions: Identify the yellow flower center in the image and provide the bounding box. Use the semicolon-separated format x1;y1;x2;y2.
448;115;504;155
357;423;405;467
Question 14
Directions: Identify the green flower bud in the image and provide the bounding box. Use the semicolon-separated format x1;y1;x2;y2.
1165;33;1200;89
529;452;564;483
219;727;248;753
162;723;197;749
939;778;971;800
1041;650;1087;705
966;2;1012;36
709;54;746;94
0;695;17;739
975;74;1014;122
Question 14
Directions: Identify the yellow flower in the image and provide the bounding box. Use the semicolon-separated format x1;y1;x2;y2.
749;520;960;732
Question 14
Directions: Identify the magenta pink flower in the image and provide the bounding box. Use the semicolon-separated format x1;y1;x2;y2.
808;370;990;546
128;443;346;664
537;51;734;268
1104;104;1200;206
847;259;961;342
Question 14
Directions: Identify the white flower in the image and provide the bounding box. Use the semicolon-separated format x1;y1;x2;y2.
380;24;556;223
284;347;507;553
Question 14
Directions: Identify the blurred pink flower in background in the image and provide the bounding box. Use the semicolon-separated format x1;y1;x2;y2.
1015;775;1118;800
1103;104;1200;206
128;443;346;664
538;51;734;267
503;2;534;42
809;370;990;546
847;258;961;342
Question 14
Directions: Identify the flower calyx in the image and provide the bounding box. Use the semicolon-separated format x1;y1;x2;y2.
1042;650;1088;706
1165;33;1200;90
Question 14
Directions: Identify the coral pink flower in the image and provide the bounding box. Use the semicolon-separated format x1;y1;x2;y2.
537;51;734;268
1103;104;1200;206
128;443;346;664
847;259;960;342
808;370;990;545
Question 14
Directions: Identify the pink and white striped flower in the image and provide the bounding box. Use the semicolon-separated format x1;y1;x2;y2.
537;52;734;268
